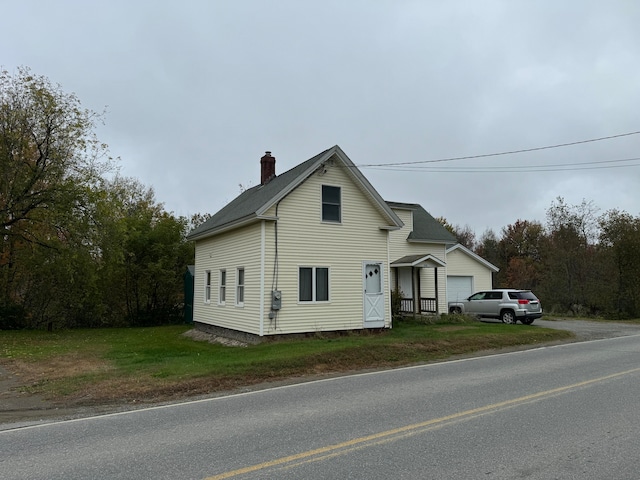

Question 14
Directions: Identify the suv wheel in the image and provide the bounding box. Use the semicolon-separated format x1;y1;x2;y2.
501;310;516;324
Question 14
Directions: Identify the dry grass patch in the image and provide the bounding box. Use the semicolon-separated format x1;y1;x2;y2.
8;353;114;384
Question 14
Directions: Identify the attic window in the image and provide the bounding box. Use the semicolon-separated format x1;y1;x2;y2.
322;185;341;223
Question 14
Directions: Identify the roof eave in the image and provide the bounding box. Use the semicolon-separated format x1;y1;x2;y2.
391;254;447;268
187;214;278;241
407;238;454;245
333;146;404;228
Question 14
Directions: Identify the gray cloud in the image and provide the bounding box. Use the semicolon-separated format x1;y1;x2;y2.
3;0;639;235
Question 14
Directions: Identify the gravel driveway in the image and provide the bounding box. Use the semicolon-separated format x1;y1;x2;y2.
534;318;640;341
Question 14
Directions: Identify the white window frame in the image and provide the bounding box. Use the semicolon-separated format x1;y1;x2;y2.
321;185;341;223
236;267;245;307
219;269;226;305
298;266;330;303
204;270;211;304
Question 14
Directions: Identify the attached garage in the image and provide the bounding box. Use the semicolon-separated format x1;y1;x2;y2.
445;244;499;304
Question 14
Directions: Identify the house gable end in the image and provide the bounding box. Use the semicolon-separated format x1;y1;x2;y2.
446;243;499;272
188;146;403;241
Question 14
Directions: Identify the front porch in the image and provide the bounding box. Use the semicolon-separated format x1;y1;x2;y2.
391;254;446;315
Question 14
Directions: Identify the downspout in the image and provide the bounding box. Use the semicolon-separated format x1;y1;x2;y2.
268;200;282;332
387;231;392;328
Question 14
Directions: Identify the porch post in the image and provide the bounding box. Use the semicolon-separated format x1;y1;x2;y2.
394;267;399;292
412;267;418;316
434;267;439;314
416;267;422;314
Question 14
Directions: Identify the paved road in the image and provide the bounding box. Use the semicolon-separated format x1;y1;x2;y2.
2;323;640;479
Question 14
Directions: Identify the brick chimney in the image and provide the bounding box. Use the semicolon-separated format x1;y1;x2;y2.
260;151;276;185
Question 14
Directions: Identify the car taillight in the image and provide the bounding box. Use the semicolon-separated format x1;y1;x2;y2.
518;299;530;305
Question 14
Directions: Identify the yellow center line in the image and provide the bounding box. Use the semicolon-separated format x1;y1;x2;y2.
205;367;640;480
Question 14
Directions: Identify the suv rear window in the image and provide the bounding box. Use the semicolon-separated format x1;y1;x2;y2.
508;291;537;300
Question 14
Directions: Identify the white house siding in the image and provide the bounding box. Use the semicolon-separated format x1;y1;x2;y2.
193;222;264;335
262;164;391;334
388;208;448;313
446;248;493;293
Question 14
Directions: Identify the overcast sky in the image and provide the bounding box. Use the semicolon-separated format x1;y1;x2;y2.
3;1;639;237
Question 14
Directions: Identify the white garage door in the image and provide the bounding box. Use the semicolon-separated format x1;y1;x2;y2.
447;276;473;303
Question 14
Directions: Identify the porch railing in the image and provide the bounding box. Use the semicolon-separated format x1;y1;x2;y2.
399;297;437;314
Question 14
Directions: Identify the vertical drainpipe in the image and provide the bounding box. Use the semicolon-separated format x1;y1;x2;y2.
259;220;266;336
386;229;392;328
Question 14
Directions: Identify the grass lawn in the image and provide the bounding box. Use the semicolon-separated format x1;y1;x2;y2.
0;316;573;407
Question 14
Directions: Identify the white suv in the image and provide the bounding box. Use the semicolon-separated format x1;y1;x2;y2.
448;289;543;325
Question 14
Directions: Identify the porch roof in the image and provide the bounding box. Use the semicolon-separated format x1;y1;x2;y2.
391;254;446;268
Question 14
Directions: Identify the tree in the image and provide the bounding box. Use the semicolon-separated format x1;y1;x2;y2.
543;197;600;314
435;217;476;250
94;177;194;326
0;67;111;245
476;228;501;284
498;220;546;289
599;210;640;317
0;67;113;326
0;68;198;329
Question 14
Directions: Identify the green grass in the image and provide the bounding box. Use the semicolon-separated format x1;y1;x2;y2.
0;317;573;406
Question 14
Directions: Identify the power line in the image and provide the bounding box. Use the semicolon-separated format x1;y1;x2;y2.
368;162;640;174
367;156;640;173
355;130;640;167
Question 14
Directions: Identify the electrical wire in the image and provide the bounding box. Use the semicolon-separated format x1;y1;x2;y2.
354;130;640;168
366;156;640;173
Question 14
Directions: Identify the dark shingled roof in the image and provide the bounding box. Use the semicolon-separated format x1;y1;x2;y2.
187;148;331;240
385;201;457;244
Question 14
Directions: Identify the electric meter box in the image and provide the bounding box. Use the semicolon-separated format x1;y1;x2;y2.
271;290;282;310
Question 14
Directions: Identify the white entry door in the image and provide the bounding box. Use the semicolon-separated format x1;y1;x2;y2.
363;262;385;327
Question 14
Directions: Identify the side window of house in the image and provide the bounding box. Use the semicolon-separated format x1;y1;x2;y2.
299;267;329;302
322;185;341;223
204;270;211;304
236;268;245;306
219;269;226;305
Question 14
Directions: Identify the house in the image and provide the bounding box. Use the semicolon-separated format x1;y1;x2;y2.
386;202;456;315
186;146;490;342
445;244;499;305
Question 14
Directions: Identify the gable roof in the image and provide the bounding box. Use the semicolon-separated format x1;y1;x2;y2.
446;243;500;272
187;146;404;241
385;201;457;244
390;254;447;268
